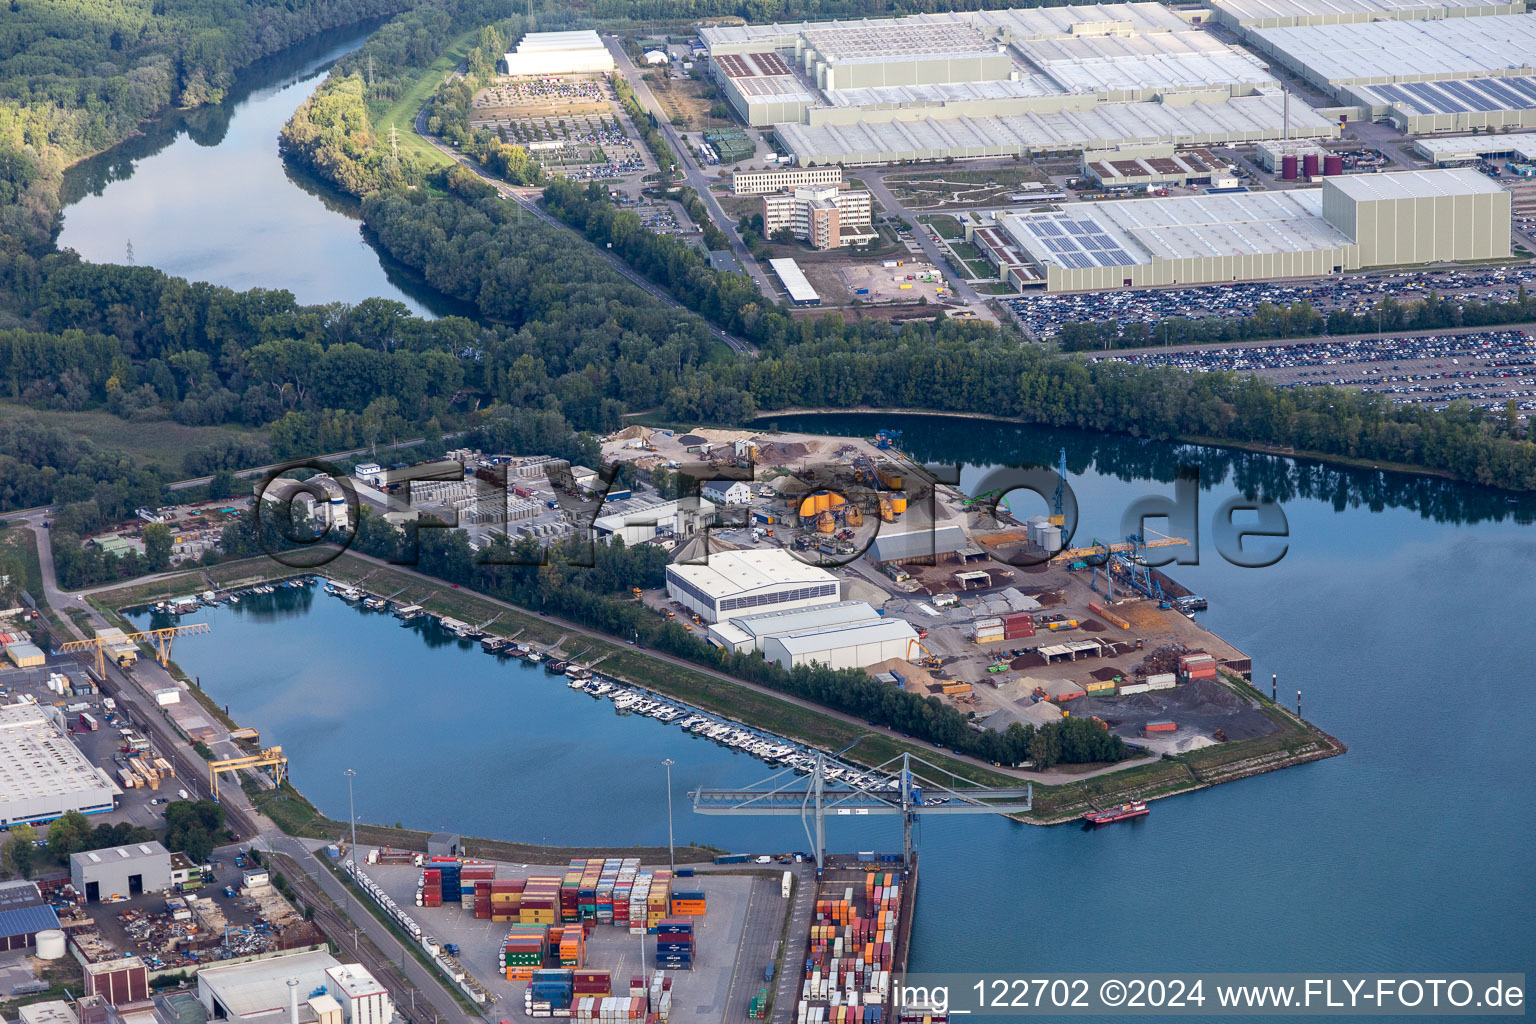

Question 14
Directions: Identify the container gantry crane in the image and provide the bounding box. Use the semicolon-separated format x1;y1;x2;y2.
691;750;1032;870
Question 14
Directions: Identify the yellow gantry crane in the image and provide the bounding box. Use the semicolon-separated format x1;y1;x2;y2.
1058;528;1189;562
210;746;288;800
60;622;212;676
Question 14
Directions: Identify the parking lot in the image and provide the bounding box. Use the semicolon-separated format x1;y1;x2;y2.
356;860;771;1024
1007;266;1536;339
1098;328;1536;413
471;77;651;185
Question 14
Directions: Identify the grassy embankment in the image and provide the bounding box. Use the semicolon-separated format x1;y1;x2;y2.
375;29;476;172
0;525;72;640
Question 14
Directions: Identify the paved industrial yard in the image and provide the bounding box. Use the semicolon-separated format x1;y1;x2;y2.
358;860;782;1024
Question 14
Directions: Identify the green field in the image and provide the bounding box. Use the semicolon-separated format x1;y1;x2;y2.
923;215;963;239
375;30;477;171
0;401;268;471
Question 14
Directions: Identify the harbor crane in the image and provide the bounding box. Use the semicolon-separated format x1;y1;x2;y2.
691;750;1032;871
60;622;211;676
209;746;288;801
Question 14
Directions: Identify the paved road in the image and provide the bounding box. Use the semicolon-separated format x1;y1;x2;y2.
20;508;478;1024
412;100;758;356
861;170;989;312
602;38;778;302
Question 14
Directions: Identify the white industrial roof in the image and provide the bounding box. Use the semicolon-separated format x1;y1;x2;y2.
764;618;918;655
767;258;819;302
775;91;1337;163
1322;167;1507;200
199;950;341;1021
510;30;606;53
1249;14;1536;83
1414;131;1536;161
666;548;835;599
1;705;119;810
824;77;1064;107
1015;30;1276;94
972;3;1192;39
803;21;996;63
1210;0;1516;24
1004;188;1354;269
729;600;882;639
325;964;386;999
731;75;822;105
74;841;170;866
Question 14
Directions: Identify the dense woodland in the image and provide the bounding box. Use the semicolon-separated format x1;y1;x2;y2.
279;0;529;193
0;0;421;253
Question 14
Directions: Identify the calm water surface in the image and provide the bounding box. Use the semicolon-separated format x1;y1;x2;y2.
131;414;1536;982
58;21;462;317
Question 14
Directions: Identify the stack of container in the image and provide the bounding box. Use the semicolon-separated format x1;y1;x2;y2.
572;969;611;998
521;876;562;924
460;862;494;911
648;973;673;1023
749;988;770;1020
653;918;694;971
417;868;442;907
1146;672;1177;691
525;969;574;1017
1179;652;1217;682
1002;612;1035;639
1084;679;1116;696
571;996;648;1021
973;617;1004;643
500;924;549;980
553;925;585;967
490;878;526;921
647;870;673;931
432;859;463;904
669;890;706;917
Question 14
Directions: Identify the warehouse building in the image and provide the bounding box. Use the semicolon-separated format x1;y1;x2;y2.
71;841;173;902
762;185;877;248
768;257;821;305
198;949;343;1024
762;618;919;671
701;3;1343;164
1209;0;1521;33
707;600;884;653
1245;14;1536;100
1348;76;1536;133
0;704;119;827
1001;167;1509;290
773;92;1338;165
666;548;839;622
502;30;614;76
731;165;844;195
592;498;716;545
867;521;975;565
0;880;61;952
1414;131;1536;163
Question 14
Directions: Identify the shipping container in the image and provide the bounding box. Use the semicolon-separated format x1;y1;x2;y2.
1145;721;1177;732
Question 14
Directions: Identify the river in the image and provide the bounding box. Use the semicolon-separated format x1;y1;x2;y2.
57;21;465;318
128;414;1536;980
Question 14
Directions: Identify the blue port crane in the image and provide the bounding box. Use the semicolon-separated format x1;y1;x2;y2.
690;750;1031;871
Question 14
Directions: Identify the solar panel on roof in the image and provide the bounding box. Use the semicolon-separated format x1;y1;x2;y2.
1102;249;1135;266
1036;221;1063;236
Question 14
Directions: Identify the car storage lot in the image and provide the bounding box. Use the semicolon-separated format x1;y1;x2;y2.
358;860;764;1024
1096;327;1536;414
1007;266;1536;339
